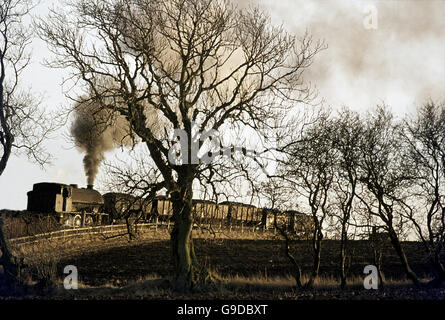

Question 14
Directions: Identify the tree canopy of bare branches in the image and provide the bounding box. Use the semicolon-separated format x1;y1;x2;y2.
277;109;336;289
356;106;420;287
0;0;56;176
402;102;445;287
0;0;59;295
37;0;322;291
330;108;363;289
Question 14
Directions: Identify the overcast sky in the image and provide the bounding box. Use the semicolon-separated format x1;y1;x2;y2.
1;0;445;210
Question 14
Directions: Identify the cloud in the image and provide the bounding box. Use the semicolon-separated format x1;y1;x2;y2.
249;0;445;114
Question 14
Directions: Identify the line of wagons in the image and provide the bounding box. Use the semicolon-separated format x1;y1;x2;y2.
26;182;313;235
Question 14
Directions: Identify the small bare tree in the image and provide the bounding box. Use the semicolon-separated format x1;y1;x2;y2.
0;0;57;295
356;106;420;287
101;151;165;240
278;109;336;289
330;108;363;289
402;101;445;287
260;177;305;289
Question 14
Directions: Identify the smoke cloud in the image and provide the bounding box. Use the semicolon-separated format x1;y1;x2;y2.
70;100;134;186
249;0;445;114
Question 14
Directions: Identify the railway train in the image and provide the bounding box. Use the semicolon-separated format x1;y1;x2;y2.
26;182;313;236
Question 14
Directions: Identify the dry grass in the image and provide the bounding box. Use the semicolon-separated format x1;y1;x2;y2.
49;274;173;299
217;272;418;291
36;271;438;300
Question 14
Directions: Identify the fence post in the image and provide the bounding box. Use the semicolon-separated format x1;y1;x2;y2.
241;222;243;234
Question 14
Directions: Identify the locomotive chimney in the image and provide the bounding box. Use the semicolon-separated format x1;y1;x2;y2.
87;184;94;190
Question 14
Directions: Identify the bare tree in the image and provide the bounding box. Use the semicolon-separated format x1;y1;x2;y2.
101;151;165;240
402;101;445;287
259;177;305;289
0;0;55;176
0;0;57;295
279;109;336;289
356;106;420;287
331;108;363;289
273;211;304;289
37;0;322;291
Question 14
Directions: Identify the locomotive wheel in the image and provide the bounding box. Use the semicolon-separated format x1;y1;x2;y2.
85;215;94;226
63;216;73;228
73;214;82;228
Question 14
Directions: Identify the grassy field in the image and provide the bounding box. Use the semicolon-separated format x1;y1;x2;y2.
5;227;444;300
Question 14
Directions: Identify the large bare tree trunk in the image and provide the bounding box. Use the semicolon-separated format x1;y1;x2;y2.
0;145;11;176
170;183;195;292
0;106;13;176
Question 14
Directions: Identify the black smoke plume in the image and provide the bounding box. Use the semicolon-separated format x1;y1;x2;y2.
70;100;134;187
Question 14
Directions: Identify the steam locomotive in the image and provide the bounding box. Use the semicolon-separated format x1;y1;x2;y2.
26;182;107;228
26;182;313;235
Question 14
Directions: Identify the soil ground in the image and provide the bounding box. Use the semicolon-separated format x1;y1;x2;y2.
4;228;445;300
